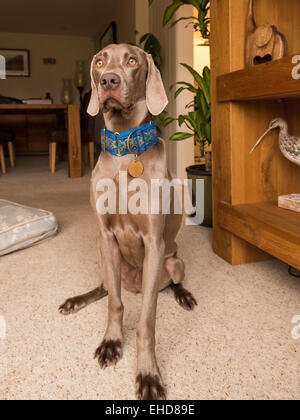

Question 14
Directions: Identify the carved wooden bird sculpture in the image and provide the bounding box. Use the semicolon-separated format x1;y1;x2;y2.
250;118;300;166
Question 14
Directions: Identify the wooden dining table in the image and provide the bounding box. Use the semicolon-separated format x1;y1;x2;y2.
0;104;82;178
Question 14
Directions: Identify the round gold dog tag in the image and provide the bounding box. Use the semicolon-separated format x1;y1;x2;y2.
128;159;144;178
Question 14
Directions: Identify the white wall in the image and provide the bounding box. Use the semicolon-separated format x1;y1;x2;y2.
194;45;210;74
0;32;95;104
94;0;136;50
112;0;136;44
136;0;149;43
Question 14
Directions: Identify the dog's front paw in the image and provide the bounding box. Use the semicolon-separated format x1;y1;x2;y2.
94;339;123;369
136;373;166;400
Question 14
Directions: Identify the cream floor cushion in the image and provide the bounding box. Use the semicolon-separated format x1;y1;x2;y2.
0;200;58;256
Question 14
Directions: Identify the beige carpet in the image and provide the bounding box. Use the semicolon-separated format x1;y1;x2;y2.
0;156;299;400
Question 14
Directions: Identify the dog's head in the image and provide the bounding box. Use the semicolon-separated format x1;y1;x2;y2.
87;43;168;117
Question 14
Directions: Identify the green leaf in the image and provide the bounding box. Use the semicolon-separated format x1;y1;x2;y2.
178;115;186;126
139;33;151;44
148;0;154;5
196;90;208;116
203;66;210;85
204;108;211;121
140;32;163;70
181;0;199;8
169;132;194;141
170;81;197;94
204;123;211;143
163;0;183;26
182;119;194;131
185;100;195;109
174;87;186;98
170;16;197;28
185;115;197;130
188;111;197;121
162;117;176;127
199;122;211;144
180;63;210;104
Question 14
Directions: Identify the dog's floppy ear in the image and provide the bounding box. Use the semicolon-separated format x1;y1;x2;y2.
145;53;168;116
87;55;100;116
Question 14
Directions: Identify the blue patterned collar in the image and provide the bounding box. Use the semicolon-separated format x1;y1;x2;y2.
100;121;159;157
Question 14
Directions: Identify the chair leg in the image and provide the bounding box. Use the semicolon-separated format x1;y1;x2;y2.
49;143;52;169
50;142;57;174
0;144;6;174
83;143;89;167
8;142;15;168
89;142;95;169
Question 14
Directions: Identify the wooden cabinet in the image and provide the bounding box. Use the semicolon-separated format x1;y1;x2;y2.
211;0;300;270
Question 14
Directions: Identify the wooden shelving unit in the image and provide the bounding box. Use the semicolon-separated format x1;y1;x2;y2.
217;56;300;102
218;201;300;270
210;0;300;270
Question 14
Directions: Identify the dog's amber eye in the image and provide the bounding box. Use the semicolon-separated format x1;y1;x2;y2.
128;58;137;66
96;59;104;68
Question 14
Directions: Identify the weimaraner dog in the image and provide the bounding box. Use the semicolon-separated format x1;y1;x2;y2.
59;43;197;400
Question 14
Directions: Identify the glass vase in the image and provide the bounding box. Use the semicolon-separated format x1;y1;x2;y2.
61;78;73;104
74;60;86;89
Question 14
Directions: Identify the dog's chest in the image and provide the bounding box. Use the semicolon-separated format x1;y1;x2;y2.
113;221;145;269
91;166;146;268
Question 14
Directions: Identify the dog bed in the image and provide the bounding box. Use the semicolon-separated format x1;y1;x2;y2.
0;200;58;256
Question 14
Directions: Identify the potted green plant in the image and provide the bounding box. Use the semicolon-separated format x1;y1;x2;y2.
149;0;212;226
135;32;163;71
157;65;212;227
149;0;210;41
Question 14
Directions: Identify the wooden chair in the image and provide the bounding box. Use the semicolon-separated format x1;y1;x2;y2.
49;91;96;174
49;130;67;174
0;129;15;174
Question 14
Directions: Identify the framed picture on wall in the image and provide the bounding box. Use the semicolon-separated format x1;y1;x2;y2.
0;49;30;77
99;22;117;50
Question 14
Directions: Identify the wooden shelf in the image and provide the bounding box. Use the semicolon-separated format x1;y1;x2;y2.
217;55;300;102
218;201;300;270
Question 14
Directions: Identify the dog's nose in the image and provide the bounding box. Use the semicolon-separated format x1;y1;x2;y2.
100;73;121;91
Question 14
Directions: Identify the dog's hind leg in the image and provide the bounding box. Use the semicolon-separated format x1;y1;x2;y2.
165;256;198;311
59;285;108;315
170;283;197;311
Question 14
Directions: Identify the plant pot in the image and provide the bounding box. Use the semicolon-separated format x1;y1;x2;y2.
186;164;212;227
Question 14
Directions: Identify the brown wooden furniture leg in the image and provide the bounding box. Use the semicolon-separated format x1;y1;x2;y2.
89;142;95;169
50;143;56;174
8;142;15;168
49;143;52;169
0;144;6;174
67;105;82;178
